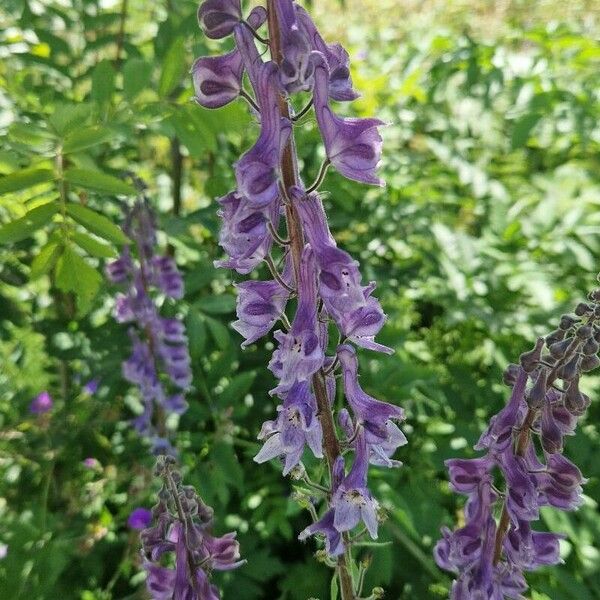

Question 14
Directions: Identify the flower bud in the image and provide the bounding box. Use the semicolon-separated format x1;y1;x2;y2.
557;355;580;381
519;338;544;372
575;302;592;316
576;325;593;339
582;338;599;355
549;338;572;360
580;354;600;372
527;369;548;408
559;315;578;330
546;328;566;346
565;379;590;416
503;363;520;386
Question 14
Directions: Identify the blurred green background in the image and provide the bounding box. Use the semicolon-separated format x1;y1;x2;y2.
1;0;600;598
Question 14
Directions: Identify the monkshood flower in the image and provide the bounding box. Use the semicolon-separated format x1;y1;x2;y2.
106;200;191;453
312;53;385;186
141;456;244;600
29;390;53;414
128;507;153;530
194;1;397;595
435;286;600;598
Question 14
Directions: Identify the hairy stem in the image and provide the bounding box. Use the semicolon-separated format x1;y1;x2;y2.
266;3;355;598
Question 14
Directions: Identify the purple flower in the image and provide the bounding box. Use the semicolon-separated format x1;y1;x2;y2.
83;378;100;394
331;433;379;538
214;190;279;274
128;507;153;530
235;62;291;208
83;457;100;469
192;50;244;109
197;0;241;39
269;246;325;394
337;344;404;449
298;509;344;556
295;5;358;101
29;391;53;414
312;54;384;186
232;271;292;347
254;381;323;475
272;0;314;93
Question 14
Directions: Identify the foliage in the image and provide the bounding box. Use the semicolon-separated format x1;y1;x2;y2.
1;1;599;599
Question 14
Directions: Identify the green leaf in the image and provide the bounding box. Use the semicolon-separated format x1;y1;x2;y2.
30;241;63;280
158;37;186;97
330;574;339;600
91;59;116;105
66;203;129;245
72;231;116;258
0;168;55;195
63;126;113;154
64;168;135;195
55;246;102;307
187;312;207;359
123;58;153;100
196;294;236;315
205;315;230;350
0;202;59;244
219;371;256;404
511;113;542;149
48;103;93;136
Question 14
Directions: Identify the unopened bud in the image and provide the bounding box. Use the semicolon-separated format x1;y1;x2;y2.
371;587;385;599
580;354;600;372
527;369;548;408
575;302;592;316
546;328;566;346
549;338;572;360
565;379;590;416
519;338;544;372
559;315;578;330
503;363;520;386
582;338;599;355
576;325;593;339
557;355;580;381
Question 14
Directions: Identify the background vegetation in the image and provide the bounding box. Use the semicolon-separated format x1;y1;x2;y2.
1;0;600;598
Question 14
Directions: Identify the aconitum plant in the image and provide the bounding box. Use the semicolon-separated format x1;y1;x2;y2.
435;289;600;598
193;1;404;597
141;455;244;599
106;199;191;455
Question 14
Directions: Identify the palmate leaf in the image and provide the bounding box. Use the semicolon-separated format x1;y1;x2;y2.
0;202;59;244
65;203;129;245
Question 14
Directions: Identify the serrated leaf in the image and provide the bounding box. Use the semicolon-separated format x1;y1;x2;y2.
63;126;113;154
66;203;129;245
30;241;63;279
91;59;116;105
72;231;116;258
64;168;135;195
0;168;55;195
0;202;59;244
55;246;102;307
196;294;236;314
158;37;186;97
123;58;153;100
205;315;230;350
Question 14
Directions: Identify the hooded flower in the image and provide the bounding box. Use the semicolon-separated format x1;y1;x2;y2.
269;246;325;394
235;61;291;208
254;380;323;475
128;507;153;530
214;189;280;274
273;0;315;93
197;0;241;39
331;432;379;538
298;508;344;556
232;260;292;346
337;344;404;447
312;53;384;186
295;190;391;353
295;5;358;101
192;50;245;109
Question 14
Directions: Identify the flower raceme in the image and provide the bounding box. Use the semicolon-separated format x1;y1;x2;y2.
435;289;600;598
141;456;244;600
193;0;400;597
106;200;191;455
